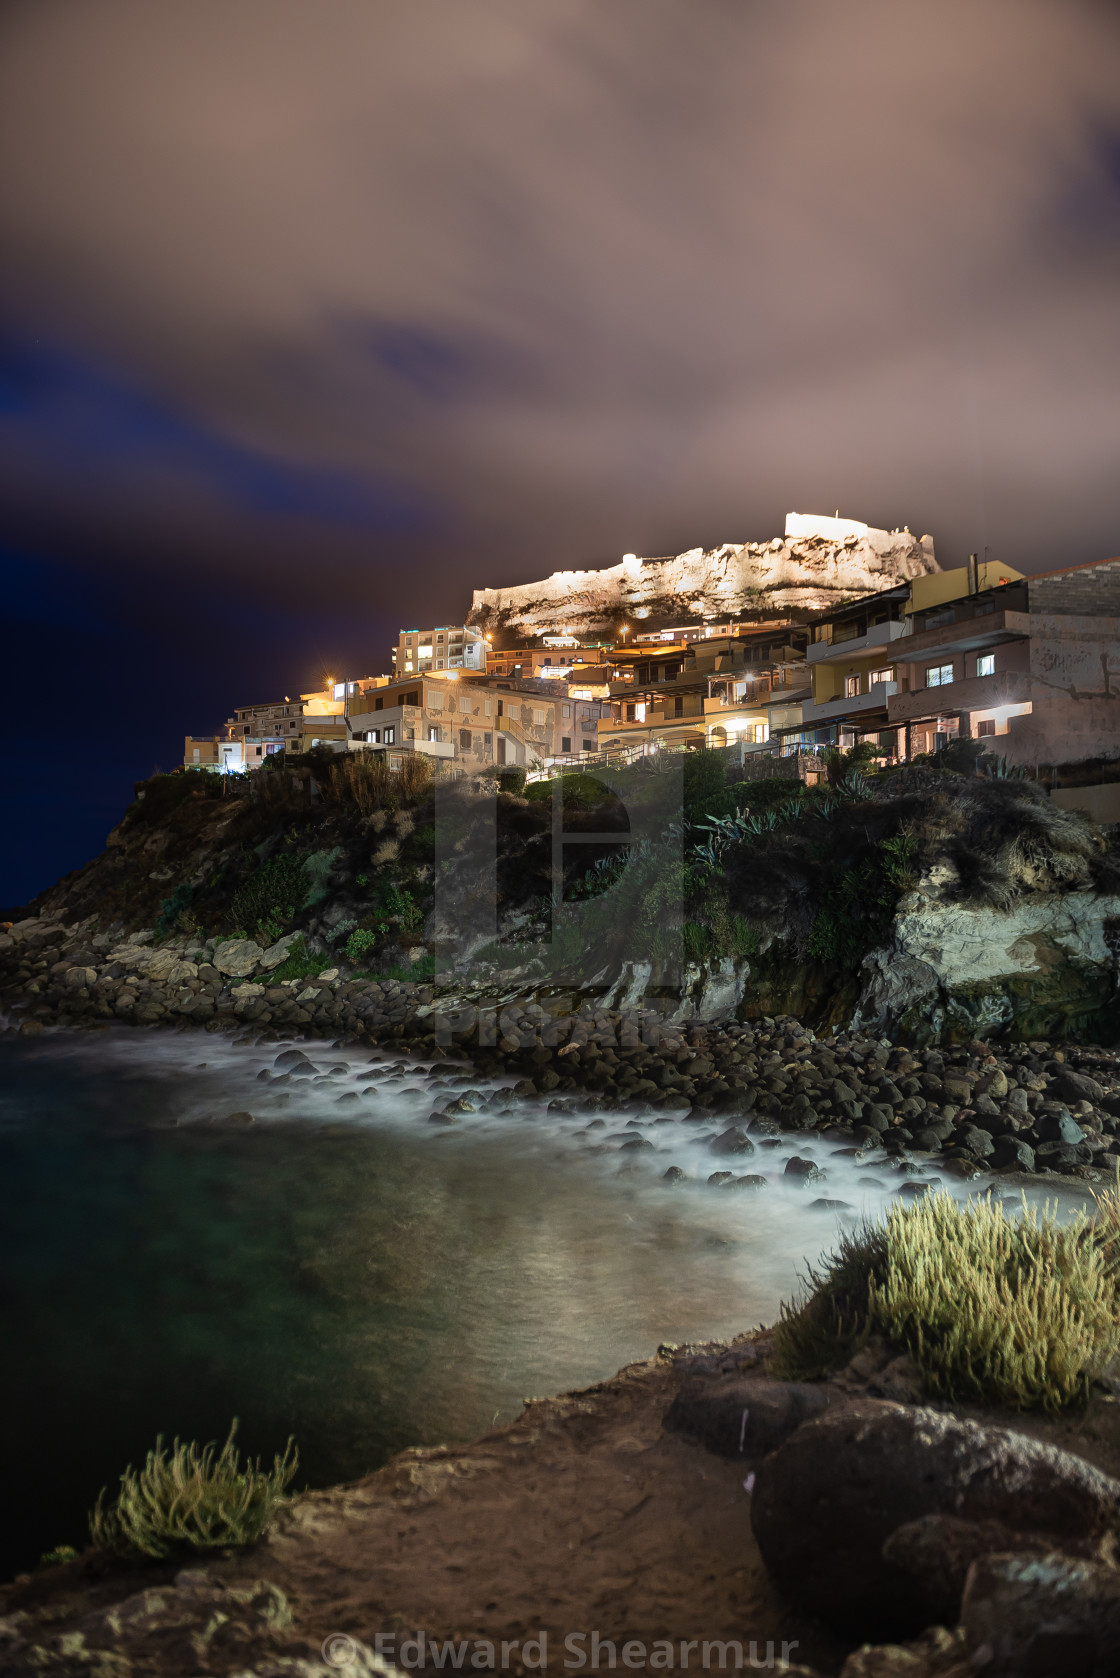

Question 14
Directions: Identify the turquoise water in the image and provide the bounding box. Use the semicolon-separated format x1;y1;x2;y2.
0;1027;825;1578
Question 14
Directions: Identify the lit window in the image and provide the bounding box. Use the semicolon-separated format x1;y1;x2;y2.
419;645;433;658
384;727;395;744
870;667;894;686
977;653;996;677
844;675;861;698
926;663;954;688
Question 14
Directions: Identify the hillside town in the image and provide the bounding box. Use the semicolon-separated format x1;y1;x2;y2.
185;513;1120;822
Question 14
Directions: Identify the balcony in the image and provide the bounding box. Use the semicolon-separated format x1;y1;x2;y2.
807;619;909;665
800;681;899;724
888;669;1031;723
899;607;1029;662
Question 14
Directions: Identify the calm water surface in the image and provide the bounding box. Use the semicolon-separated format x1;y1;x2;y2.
0;1024;982;1578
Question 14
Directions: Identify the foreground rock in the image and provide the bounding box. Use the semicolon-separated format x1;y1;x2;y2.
750;1401;1120;1637
961;1550;1120;1678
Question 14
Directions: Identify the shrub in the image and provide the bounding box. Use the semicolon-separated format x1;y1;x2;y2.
345;927;379;963
156;882;195;939
772;1190;1120;1411
301;848;341;907
90;1422;297;1560
231;855;308;934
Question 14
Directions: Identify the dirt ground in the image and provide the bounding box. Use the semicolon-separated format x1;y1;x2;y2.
7;1335;1120;1676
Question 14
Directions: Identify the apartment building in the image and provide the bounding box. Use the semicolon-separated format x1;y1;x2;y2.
227;698;305;742
596;628;809;753
345;672;611;769
393;625;487;675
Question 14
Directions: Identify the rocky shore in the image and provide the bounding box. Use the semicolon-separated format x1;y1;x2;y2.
5;911;1120;1185
5;1330;1120;1678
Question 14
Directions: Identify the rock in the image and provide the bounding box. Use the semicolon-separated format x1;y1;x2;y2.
710;1125;755;1156
619;1135;654;1151
664;1377;831;1457
784;1156;823;1183
212;938;262;979
663;1166;687;1183
750;1401;1120;1637
275;1049;314;1071
911;1127;947;1152
1036;1111;1085;1146
881;1513;1056;1627
707;1171;734;1185
955;1124;994;1157
989;1137;1036;1171
961;1550;1120;1677
810;1197;853;1211
728;1174;767;1191
258;932;303;970
1052;1068;1108;1107
838;1625;969;1678
222;1110;256;1126
64;965;98;988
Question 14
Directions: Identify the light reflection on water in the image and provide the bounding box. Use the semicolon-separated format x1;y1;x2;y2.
0;1026;1087;1577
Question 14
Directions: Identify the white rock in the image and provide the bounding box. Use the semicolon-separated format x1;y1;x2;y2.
65;966;98;987
319;968;339;982
230;982;266;999
212;938;262;978
296;986;322;1003
258;932;303;970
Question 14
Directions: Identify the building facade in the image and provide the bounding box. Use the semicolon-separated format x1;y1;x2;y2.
393;626;488;676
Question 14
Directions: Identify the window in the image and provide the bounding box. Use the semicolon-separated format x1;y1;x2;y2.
673;697;684;717
533;708;546;725
844;675;861;698
419;645;433;658
383;727;395;744
255;746;262;757
459;729;472;751
484;699;493;716
561;737;572;753
428;727;439;742
192;748;200;762
484;732;492;749
507;703;520;720
625;703;636;722
562;703;571;718
869;667;894;686
582;739;595;752
976;718;996;737
977;653;996;677
926;663;954;688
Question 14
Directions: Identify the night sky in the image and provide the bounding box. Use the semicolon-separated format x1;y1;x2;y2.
2;0;1119;906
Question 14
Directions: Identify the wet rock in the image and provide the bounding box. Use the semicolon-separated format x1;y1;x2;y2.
664;1376;831;1457
707;1170;734;1185
784;1156;823;1183
750;1401;1120;1638
709;1125;755;1157
662;1165;687;1183
727;1174;767;1191
837;1625;968;1678
223;1111;256;1126
619;1135;654;1151
955;1124;994;1157
1052;1068;1108;1107
961;1550;1120;1678
810;1197;853;1211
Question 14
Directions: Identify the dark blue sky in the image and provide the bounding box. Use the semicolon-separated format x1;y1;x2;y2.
1;0;1119;906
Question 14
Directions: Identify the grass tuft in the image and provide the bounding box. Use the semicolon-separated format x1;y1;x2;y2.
772;1190;1120;1411
90;1420;297;1560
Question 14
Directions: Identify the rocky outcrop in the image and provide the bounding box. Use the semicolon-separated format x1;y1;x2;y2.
469;514;937;640
854;882;1120;1045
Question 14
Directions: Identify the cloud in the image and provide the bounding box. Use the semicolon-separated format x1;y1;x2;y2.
0;0;1118;600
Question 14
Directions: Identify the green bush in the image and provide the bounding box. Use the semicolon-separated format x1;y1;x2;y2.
683;749;727;822
231;855;308;934
156;882;195;939
345;928;379;963
301;847;342;908
90;1422;297;1560
772;1190;1120;1411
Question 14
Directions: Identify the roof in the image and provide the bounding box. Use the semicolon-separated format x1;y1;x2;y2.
1026;555;1120;582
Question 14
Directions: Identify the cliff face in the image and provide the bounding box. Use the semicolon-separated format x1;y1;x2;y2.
468;514;938;641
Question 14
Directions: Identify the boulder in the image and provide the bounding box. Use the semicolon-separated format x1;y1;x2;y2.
212;938;262;979
275;1049;314;1071
1052;1068;1107;1107
881;1513;1055;1627
750;1402;1120;1637
961;1550;1120;1677
1036;1111;1085;1146
664;1377;831;1457
257;931;303;970
710;1125;755;1156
